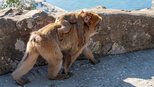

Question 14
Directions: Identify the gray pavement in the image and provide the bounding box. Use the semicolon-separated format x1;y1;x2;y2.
0;49;154;87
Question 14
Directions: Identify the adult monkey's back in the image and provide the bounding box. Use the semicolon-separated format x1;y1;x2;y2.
12;11;102;86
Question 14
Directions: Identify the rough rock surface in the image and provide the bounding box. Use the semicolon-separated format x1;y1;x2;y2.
0;7;154;75
0;8;55;75
84;7;154;57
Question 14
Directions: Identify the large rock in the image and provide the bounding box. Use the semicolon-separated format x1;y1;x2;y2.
84;7;154;56
0;8;55;75
0;7;154;75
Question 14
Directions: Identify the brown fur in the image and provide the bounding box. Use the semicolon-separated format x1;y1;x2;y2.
56;11;93;47
12;11;102;86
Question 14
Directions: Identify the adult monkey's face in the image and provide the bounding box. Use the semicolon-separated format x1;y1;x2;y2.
80;11;102;35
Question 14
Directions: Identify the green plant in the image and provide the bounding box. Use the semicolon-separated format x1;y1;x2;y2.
0;0;36;10
0;6;3;10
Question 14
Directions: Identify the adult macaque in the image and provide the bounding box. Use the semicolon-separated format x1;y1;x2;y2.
12;11;102;86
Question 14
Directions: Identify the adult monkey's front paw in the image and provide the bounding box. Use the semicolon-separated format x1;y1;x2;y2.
90;59;100;65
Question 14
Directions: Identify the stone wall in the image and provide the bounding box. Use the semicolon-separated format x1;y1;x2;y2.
0;8;55;75
85;6;154;56
0;7;154;75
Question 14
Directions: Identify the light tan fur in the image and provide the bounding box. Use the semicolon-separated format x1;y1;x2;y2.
12;11;102;86
56;11;92;47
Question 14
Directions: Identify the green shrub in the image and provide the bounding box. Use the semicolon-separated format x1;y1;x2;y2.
0;0;36;10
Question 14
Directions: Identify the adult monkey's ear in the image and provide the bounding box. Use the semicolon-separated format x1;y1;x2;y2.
80;10;85;14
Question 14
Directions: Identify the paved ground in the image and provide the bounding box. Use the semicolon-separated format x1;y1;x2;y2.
0;49;154;87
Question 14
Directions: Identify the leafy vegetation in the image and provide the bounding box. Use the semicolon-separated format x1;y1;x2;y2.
0;0;36;10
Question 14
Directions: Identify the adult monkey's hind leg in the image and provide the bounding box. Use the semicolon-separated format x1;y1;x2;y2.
12;40;39;86
37;39;70;80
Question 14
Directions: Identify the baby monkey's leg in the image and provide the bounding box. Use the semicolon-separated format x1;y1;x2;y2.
58;20;71;33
